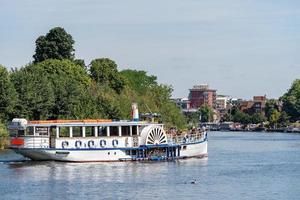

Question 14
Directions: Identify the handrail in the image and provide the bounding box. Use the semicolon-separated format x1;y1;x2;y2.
167;132;205;144
29;119;112;124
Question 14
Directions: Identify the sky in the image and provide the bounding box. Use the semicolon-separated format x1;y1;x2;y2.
0;0;299;99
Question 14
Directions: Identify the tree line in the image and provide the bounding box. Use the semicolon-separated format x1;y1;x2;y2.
0;27;186;147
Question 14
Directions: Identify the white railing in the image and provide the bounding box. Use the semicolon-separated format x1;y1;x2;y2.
23;136;49;148
167;132;205;144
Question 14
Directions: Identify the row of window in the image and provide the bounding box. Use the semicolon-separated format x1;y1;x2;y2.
14;125;145;137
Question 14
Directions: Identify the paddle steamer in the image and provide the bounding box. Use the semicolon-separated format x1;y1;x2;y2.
9;105;207;162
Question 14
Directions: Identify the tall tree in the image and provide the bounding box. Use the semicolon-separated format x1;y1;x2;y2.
199;105;214;122
281;79;300;122
89;58;125;94
11;59;91;120
0;65;17;121
33;27;75;63
120;69;157;94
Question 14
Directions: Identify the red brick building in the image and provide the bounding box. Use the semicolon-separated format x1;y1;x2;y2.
188;84;217;109
239;95;267;115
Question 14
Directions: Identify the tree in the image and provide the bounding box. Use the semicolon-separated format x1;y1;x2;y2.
199;105;214;122
281;79;300;122
89;58;125;94
0;65;17;121
0;122;9;149
33;27;75;63
120;69;157;94
11;59;92;119
268;110;281;128
278;111;290;127
265;99;279;120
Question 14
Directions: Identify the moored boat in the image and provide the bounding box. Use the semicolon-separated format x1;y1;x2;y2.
8;106;207;162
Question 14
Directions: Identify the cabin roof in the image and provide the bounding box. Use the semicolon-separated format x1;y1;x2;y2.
27;120;162;127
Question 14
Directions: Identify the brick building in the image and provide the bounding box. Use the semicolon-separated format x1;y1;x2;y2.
188;84;217;109
239;95;267;115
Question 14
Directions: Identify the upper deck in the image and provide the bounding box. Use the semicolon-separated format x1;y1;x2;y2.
8;118;163;139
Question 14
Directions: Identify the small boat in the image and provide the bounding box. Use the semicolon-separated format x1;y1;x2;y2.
8;105;207;162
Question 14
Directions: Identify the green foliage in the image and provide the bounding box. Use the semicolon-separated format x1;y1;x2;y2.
185;112;200;126
89;58;125;94
0;65;17;122
199;105;214;122
265;99;279;120
278;111;290;127
11;59;91;119
281;79;300;122
250;113;266;124
268;110;281;128
232;109;251;124
121;69;186;129
33;27;75;63
120;70;157;94
0;122;9;149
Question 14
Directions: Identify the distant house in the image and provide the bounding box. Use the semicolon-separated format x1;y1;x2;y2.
172;97;190;110
239;95;267;115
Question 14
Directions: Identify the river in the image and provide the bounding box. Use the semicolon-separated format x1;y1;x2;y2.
0;132;300;200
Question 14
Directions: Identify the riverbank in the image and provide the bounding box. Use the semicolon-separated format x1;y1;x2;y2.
201;122;300;133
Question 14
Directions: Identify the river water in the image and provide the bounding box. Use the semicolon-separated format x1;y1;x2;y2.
0;132;300;200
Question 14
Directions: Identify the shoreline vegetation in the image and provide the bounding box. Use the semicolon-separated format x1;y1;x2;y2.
0;27;186;149
1;27;300;148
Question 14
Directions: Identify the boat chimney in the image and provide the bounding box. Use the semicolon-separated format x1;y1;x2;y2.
131;103;139;121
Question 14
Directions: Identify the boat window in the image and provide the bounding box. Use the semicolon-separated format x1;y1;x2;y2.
121;126;130;136
98;126;107;136
85;126;93;137
72;127;82;137
9;130;18;137
50;127;56;137
26;127;34;136
132;126;137;136
110;126;119;136
131;150;137;155
18;130;25;136
60;127;70;137
125;150;131;155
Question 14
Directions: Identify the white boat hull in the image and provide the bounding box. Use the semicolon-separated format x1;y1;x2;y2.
12;140;208;162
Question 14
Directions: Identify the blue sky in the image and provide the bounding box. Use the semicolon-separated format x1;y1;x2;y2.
0;0;299;99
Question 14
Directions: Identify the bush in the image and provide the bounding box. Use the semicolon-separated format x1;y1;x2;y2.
0;122;9;149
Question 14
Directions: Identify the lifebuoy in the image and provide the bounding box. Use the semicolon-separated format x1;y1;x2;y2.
88;140;95;148
75;140;82;148
62;141;69;149
112;139;118;147
100;140;106;148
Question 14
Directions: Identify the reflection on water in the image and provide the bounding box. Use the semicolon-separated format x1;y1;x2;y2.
1;132;300;200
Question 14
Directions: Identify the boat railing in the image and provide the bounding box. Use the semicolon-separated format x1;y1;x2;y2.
22;136;49;148
167;132;204;144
